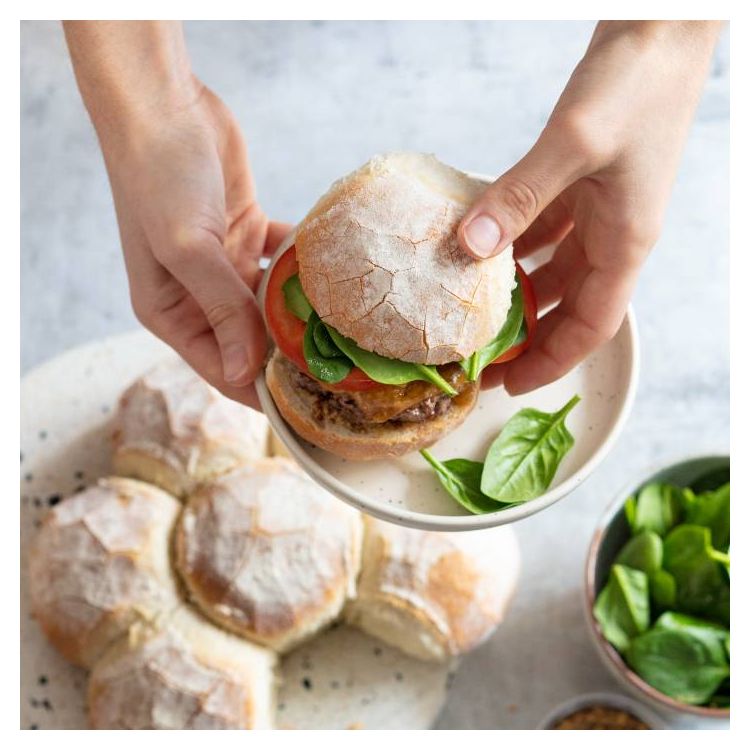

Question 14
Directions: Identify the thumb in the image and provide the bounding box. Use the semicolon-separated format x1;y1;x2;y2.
458;127;586;259
155;228;268;387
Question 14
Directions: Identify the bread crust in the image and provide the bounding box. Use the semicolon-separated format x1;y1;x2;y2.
345;516;521;661
112;356;269;497
88;606;277;729
174;458;363;653
265;351;479;461
29;477;182;669
295;153;516;364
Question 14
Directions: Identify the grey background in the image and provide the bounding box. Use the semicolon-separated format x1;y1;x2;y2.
21;21;729;729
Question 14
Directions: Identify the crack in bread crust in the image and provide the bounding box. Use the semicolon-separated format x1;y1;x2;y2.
295;153;516;365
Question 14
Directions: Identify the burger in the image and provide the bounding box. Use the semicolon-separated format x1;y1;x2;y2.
263;153;536;460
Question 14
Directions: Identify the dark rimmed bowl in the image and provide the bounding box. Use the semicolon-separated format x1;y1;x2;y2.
584;454;730;721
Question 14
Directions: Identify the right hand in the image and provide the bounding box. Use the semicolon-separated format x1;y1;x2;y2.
99;79;289;409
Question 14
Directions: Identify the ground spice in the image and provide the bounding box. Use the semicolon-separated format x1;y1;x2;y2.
553;705;650;730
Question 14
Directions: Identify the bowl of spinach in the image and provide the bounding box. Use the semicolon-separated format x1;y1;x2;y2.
585;455;730;718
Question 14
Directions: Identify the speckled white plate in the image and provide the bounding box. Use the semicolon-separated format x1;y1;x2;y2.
256;211;640;532
20;331;454;730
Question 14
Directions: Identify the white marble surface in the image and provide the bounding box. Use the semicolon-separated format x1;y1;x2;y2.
20;21;729;730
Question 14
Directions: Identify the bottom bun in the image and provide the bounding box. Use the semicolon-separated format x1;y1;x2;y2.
265;351;479;461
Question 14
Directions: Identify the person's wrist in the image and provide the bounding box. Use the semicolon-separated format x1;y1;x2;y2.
64;21;199;151
592;20;722;58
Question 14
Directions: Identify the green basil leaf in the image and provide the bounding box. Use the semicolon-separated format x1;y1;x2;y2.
302;312;352;383
325;325;457;396
615;531;663;578
460;273;525;381
420;450;510;515
282;274;314;322
626;628;729;705
650;569;677;611
630;483;684;537
684;483;730;552
480;394;580;503
593;564;650;652
663;525;730;625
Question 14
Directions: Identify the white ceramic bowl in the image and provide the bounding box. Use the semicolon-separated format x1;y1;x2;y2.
537;691;667;730
256;177;639;531
584;454;730;722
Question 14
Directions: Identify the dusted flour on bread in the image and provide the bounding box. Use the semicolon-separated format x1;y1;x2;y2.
112;356;269;497
345;517;521;661
296;153;516;365
29;477;181;668
175;458;363;652
88;607;276;729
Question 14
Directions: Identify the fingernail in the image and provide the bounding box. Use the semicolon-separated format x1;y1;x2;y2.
464;214;502;258
222;344;250;384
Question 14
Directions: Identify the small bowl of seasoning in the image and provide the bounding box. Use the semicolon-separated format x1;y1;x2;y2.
539;692;665;730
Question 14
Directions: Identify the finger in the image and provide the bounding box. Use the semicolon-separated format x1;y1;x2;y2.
176;329;262;411
154;227;267;388
502;265;638;395
526;234;588;311
264;220;294;257
458;126;588;259
144;290;263;410
513;197;574;259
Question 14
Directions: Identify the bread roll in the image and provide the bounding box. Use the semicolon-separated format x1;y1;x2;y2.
295;153;516;364
29;477;181;669
345;516;521;661
268;426;293;459
266;350;479;460
175;458;363;652
112;356;269;497
88;606;276;729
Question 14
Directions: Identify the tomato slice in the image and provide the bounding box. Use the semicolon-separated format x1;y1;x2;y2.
490;262;538;365
264;245;380;391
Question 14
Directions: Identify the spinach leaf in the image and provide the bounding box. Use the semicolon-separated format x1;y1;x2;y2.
312;319;342;358
626;628;729;705
624;495;637;529
593;564;650;652
461;274;525;381
663;525;730;625
325;325;457;395
282;274;314;322
650;569;677;611
615;531;663;577
684;483;730;552
419;450;509;515
653;612;729;664
302;312;352;383
480;395;580;503
690;467;730;495
628;483;683;537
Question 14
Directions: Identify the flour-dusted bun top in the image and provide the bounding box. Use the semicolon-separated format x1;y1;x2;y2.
295;153;516;365
346;516;521;661
88;607;276;729
28;477;181;668
112;356;269;497
175;458;363;652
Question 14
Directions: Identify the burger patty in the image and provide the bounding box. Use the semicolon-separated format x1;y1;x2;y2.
292;366;467;428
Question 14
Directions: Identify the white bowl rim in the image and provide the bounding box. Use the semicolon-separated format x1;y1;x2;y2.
255;173;640;531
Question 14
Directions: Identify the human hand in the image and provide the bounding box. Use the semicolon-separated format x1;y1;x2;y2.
64;22;289;408
457;21;722;395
